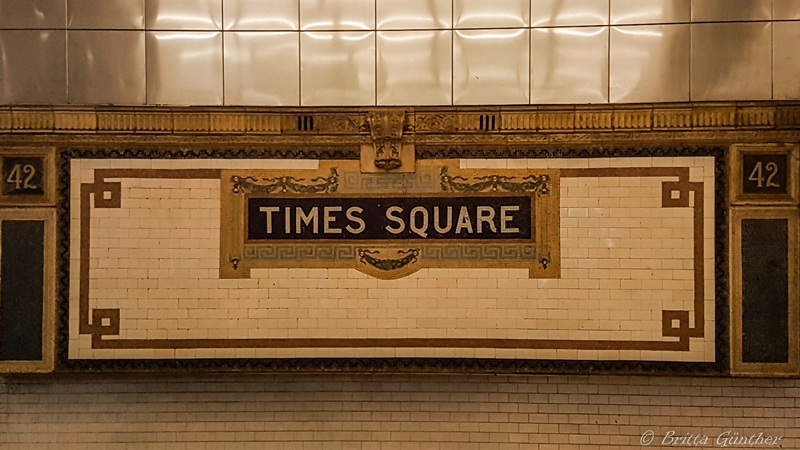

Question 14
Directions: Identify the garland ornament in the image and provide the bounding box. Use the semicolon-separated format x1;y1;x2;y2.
358;249;420;272
440;167;550;195
231;168;339;194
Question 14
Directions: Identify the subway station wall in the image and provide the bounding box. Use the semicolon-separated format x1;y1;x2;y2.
1;0;800;106
67;155;716;366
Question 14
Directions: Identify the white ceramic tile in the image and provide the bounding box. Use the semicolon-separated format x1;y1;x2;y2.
454;0;529;28
609;25;689;103
377;0;451;29
610;0;689;24
300;31;375;106
223;0;298;30
145;0;222;30
691;22;772;101
146;31;223;105
377;30;452;105
774;22;800;100
224;32;299;105
453;28;530;105
300;0;374;30
531;0;609;27
531;27;608;104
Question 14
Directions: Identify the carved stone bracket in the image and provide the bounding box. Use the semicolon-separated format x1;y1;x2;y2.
362;110;415;173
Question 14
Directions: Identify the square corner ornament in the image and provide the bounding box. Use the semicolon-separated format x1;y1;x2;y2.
220;161;560;280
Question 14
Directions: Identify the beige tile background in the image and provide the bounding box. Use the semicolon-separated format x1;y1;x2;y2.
69;157;715;362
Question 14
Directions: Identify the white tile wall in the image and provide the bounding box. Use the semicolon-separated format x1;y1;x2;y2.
2;375;798;449
0;0;797;105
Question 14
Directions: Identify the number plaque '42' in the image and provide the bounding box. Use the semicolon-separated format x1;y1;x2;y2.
742;154;787;195
2;157;43;196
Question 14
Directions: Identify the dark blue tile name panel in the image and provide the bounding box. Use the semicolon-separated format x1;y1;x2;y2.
741;218;789;364
0;220;44;361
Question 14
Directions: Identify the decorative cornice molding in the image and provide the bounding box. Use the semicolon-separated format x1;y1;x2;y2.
1;103;799;136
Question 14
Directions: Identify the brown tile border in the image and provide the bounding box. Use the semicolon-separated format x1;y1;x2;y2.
74;163;709;356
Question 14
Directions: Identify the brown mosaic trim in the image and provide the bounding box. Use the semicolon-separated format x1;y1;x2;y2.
560;167;689;179
95;169;222;180
75;164;707;355
3;103;799;135
90;336;688;351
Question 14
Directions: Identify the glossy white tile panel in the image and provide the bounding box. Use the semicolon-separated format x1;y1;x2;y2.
609;25;689;102
68;31;145;104
454;0;529;29
691;0;771;22
691;23;771;101
377;30;451;105
774;22;800;100
531;27;608;104
68;0;145;29
223;0;298;30
0;0;65;29
531;0;608;27
224;32;299;105
453;29;529;105
610;0;689;24
0;30;66;103
775;0;800;20
377;0;451;29
300;0;374;31
301;31;375;106
146;31;223;104
145;0;222;30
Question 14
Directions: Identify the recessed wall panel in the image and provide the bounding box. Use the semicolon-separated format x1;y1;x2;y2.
775;22;800;100
610;0;689;24
300;0;374;31
691;22;772;101
0;0;66;29
610;25;689;103
145;0;222;30
222;0;298;30
224;32;299;106
146;31;223;105
0;30;66;104
454;0;529;29
377;30;451;105
68;0;145;29
377;0;451;30
531;27;608;104
301;31;375;106
453;29;529;105
68;31;145;104
531;0;608;27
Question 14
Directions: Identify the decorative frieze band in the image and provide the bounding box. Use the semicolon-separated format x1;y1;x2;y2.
0;103;798;135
